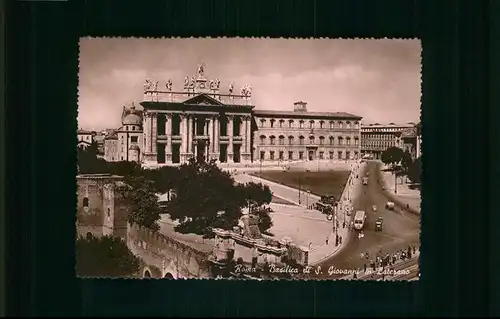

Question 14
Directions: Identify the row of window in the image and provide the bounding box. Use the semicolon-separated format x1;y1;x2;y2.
361;128;406;133
123;125;140;131
259;119;359;129
259;150;359;161
259;135;359;146
362;133;399;140
120;136;139;144
361;141;397;147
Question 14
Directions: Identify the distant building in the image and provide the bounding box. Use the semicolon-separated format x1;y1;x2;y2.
361;122;420;159
104;104;144;163
77;129;94;150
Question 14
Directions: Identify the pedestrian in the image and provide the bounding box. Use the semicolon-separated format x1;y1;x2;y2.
360;252;365;260
407;246;412;258
413;246;416;255
343;221;346;229
407;203;410;210
326;236;330;245
363;263;367;273
353;271;357;279
339;235;342;244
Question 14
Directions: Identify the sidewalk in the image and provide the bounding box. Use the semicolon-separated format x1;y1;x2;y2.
381;171;421;213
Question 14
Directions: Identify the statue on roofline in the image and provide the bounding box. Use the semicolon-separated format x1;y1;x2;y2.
165;79;173;91
198;63;205;77
184;76;190;87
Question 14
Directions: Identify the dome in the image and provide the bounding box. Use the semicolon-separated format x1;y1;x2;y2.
129;144;140;151
122;113;142;126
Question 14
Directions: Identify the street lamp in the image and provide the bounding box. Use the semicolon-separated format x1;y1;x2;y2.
394;170;398;194
259;158;263;174
298;175;302;204
306;190;311;208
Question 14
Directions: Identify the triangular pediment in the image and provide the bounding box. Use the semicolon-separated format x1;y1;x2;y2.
183;94;224;106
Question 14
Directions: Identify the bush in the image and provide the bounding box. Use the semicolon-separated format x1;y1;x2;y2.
76;234;140;278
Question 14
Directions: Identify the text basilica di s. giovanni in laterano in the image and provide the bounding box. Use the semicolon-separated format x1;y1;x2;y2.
103;65;363;166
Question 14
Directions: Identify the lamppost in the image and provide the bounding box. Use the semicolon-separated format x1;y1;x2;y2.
298;175;302;204
306;190;311;208
394;170;398;194
259;158;263;174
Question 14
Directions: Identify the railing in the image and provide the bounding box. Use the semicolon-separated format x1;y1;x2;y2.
143;91;253;106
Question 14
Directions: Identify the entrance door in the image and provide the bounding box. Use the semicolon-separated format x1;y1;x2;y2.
308;150;314;161
197;142;206;162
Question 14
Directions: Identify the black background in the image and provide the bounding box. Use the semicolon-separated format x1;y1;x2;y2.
5;0;495;317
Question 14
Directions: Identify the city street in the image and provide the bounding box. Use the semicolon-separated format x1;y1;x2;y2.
313;160;420;279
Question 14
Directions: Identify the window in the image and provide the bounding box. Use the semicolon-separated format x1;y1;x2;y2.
288;136;294;145
299;151;304;160
346;121;351;129
319;151;324;159
330;121;334;129
309;121;314;129
279;120;284;128
319;136;325;145
320;121;324;129
329;151;334;159
289;120;294;128
121;156;124;160
299;136;305;145
132;126;136;131
260;151;265;160
288;151;293;160
346;137;351;146
279;151;284;160
338;151;343;160
346;151;351;159
299;120;304;129
260;135;266;144
354;137;359;145
270;119;275;128
270;151;275;160
354;122;359;129
107;208;111;218
309;136;315;145
338;137;343;146
329;136;335;145
339;122;343;129
279;136;285;145
270;136;276;145
82;197;89;208
354;151;359;159
131;136;138;143
260;119;265;128
121;147;124;152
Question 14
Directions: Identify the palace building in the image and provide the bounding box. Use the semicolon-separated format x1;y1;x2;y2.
103;65;362;166
360;122;420;160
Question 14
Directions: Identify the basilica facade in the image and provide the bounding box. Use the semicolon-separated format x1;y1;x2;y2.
104;65;362;166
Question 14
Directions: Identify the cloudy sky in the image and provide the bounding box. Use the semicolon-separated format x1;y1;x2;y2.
78;38;421;131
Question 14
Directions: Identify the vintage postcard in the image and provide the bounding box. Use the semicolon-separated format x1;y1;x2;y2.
76;37;421;280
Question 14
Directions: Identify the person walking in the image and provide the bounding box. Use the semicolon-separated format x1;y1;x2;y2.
325;236;329;245
363;263;367;273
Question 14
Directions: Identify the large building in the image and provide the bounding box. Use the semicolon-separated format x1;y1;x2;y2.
103;64;362;166
361;122;420;160
253;102;362;162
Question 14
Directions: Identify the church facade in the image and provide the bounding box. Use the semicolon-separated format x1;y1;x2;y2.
104;65;363;166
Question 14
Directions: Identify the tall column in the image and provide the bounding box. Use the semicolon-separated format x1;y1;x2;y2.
246;116;251;154
188;115;194;155
208;116;214;152
151;112;158;158
227;115;234;162
166;113;172;162
242;117;247;153
214;116;220;154
144;113;150;154
181;114;188;156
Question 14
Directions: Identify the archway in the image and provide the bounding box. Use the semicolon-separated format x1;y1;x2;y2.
164;272;174;279
143;269;152;278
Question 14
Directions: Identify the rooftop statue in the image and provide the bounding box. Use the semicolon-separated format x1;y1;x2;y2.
165;79;173;91
198;63;205;77
228;82;234;94
184;75;190;87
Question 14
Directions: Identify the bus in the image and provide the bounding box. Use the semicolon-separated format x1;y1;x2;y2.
353;210;366;230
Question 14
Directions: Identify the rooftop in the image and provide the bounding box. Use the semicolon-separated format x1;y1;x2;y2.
253;109;362;120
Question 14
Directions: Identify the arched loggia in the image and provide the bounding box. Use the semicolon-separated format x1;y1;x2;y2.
143;269;152;278
164;272;174;279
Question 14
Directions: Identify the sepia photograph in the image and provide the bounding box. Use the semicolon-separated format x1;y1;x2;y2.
76;37;421;280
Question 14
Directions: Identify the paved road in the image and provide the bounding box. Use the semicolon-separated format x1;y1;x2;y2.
311;161;420;280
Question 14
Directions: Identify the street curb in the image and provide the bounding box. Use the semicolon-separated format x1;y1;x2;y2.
378;169;420;216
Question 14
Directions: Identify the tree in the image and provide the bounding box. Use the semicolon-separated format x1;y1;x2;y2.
167;158;243;237
401;151;414;172
76;234;140;277
116;175;162;231
407;157;421;183
166;158;273;238
252;205;274;234
77;142;108;174
381;147;404;169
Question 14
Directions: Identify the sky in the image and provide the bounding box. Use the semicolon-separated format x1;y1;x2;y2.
78;38;421;131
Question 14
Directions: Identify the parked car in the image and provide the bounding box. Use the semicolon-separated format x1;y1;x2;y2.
372;205;377;212
375;217;383;231
385;201;395;210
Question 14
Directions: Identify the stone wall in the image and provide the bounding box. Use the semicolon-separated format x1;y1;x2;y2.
127;223;212;278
